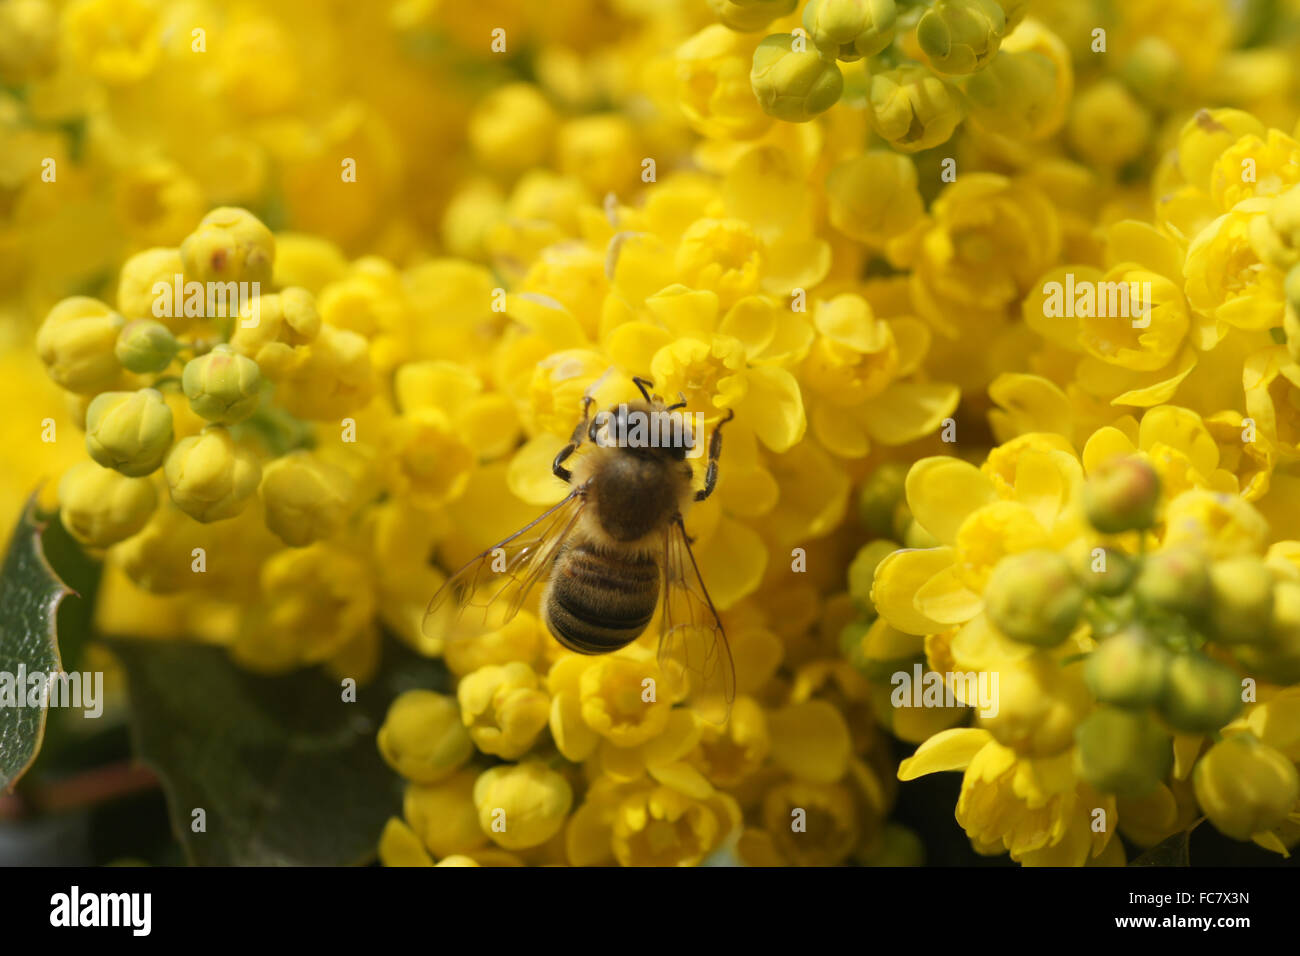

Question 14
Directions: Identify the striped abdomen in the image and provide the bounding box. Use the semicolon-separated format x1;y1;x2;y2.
543;541;660;654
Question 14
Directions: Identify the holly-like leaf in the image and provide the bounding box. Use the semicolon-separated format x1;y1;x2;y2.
1129;829;1191;867
0;497;77;792
106;636;449;866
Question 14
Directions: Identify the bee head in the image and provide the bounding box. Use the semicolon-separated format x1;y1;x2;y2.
589;399;702;460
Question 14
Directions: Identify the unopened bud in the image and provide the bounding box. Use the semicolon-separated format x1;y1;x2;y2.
1083;455;1159;534
1208;557;1276;645
916;0;1006;75
1194;734;1300;840
1158;653;1244;733
57;461;158;548
984;549;1085;647
1134;548;1212;620
182;344;262;425
802;0;897;60
1084;628;1171;708
1074;705;1173;797
85;388;173;477
164;425;261;522
115;319;178;374
750;35;844;123
36;297;125;394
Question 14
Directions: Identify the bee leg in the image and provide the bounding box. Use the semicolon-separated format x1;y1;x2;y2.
694;408;735;502
554;395;596;483
632;376;654;403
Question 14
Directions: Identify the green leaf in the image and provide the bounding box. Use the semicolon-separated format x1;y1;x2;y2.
0;497;77;792
1128;829;1191;867
105;635;449;865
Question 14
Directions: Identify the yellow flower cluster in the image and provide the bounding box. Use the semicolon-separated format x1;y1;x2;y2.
8;0;1300;868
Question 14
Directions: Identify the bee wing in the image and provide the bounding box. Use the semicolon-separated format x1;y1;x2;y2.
423;487;588;638
657;517;736;726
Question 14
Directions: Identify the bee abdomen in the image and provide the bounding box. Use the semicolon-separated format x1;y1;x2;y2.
544;544;660;654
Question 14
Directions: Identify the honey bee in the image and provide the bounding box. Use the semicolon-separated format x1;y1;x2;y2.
423;376;736;722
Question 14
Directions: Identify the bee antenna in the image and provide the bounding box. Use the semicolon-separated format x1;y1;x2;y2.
632;376;654;402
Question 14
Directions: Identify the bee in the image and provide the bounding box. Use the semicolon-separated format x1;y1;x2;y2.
423;376;736;722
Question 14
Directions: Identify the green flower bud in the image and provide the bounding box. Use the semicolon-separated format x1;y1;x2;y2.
848;539;898;610
1084;628;1171;708
85;388;173;477
115;319;178;374
1134;548;1212;620
1194;734;1300;841
1119;37;1182;110
1159;653;1244;733
1208;556;1276;645
867;65;964;153
57;461;158;549
1074;705;1173;798
182;344;262;425
1070;543;1136;596
706;0;798;33
962;46;1066;142
377;690;474;784
993;0;1029;29
750;34;844;123
180;207;275;287
36;297;125;394
1235;581;1300;682
839;618;873;672
858;462;908;538
916;0;1005;75
984;549;1085;647
802;0;897;60
164;425;261;523
1083;455;1159;534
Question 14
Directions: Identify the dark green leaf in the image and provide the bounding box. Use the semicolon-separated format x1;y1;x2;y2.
0;496;77;792
1128;829;1191;867
105;635;449;865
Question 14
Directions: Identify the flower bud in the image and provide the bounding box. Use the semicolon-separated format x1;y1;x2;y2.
1134;548;1212;620
1159;653;1244;733
114;319;178;374
378;690;473;784
164;425;261;522
984;549;1085;647
867;65;964;153
802;0;897;60
1235;580;1300;683
750;34;844;123
1074;706;1173;798
1208;557;1276;645
1084;628;1171;708
858;462;909;538
259;451;353;547
36;297;125;394
57;461;158;548
182;344;262;425
993;0;1029;29
85;388;173;477
180;207;274;287
848;539;897;610
916;0;1005;75
706;0;798;33
1070;543;1136;597
1194;734;1300;840
981;655;1092;757
116;247;187;329
473;761;572;850
468;83;556;174
1083;456;1159;534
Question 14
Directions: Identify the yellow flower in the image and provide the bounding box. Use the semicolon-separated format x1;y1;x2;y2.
164;425;260;523
259;451;353;547
825;152;925;248
382;407;476;509
1193;734;1299;842
117;248;189;331
458;662;551;760
675;27;772;142
57;461;157;548
403;769;488;859
378;690;474;784
62;0;161;85
473;761;573;851
1185;199;1286;340
578;656;673;749
1209;130;1300;212
899;728;1117;865
230;287;321;380
1066;80;1151;170
468;83;557;174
